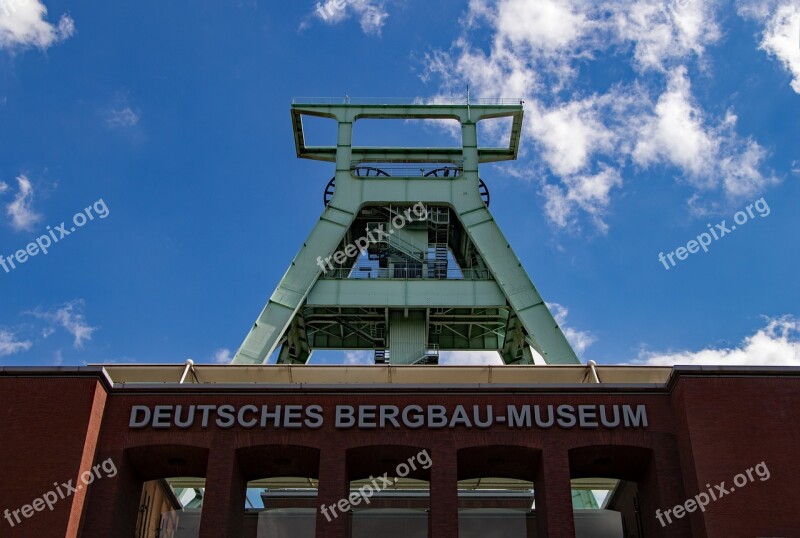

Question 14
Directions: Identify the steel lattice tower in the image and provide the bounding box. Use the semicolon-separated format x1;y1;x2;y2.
232;99;579;366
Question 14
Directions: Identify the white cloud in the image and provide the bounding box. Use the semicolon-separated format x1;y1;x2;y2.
633;316;800;366
5;175;42;231
344;350;373;364
543;165;623;234
0;181;8;194
212;348;233;364
736;0;776;19
633;67;718;179
528;97;617;177
309;0;389;35
106;107;139;128
439;350;504;366
718;129;776;198
0;0;75;50
313;0;349;23
435;0;722;86
633;67;777;201
422;0;776;231
0;329;31;356
611;0;722;72
423;36;630;231
738;0;800;93
30;300;96;349
548;302;595;357
354;2;388;34
423;45;532;104
423;0;591;95
492;0;592;54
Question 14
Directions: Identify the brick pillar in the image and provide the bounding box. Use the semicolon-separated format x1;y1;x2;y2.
536;444;575;538
79;448;141;537
66;382;108;537
316;445;349;538
199;447;246;538
640;436;691;537
429;445;459;537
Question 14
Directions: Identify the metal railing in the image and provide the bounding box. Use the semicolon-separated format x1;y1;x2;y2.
410;344;440;365
321;264;491;280
428;211;450;225
292;97;524;106
349;164;464;177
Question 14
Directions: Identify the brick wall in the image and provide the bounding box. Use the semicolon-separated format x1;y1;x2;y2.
1;368;798;537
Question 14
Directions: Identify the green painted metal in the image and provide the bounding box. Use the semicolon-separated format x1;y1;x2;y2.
232;100;579;366
571;489;601;509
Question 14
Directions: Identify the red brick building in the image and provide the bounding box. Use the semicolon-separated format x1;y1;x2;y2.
1;364;797;537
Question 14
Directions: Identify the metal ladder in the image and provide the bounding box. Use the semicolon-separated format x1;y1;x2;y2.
428;207;450;278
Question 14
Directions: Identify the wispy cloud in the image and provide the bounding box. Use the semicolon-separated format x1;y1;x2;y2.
0;329;32;356
344;350;373;364
5;175;42;232
106;107;139;128
439;350;504;366
305;0;389;35
611;0;722;72
632;316;800;366
0;0;75;50
543;165;622;234
212;348;232;364
548;302;595;358
29;300;97;349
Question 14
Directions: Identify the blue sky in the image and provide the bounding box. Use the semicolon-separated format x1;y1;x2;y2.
0;0;798;367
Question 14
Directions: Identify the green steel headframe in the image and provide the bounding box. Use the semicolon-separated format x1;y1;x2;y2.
232;99;579;366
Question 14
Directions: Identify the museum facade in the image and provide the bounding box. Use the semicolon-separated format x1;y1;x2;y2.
1;363;798;537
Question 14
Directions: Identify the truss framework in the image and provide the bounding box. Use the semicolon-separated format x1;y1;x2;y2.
233;102;579;366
